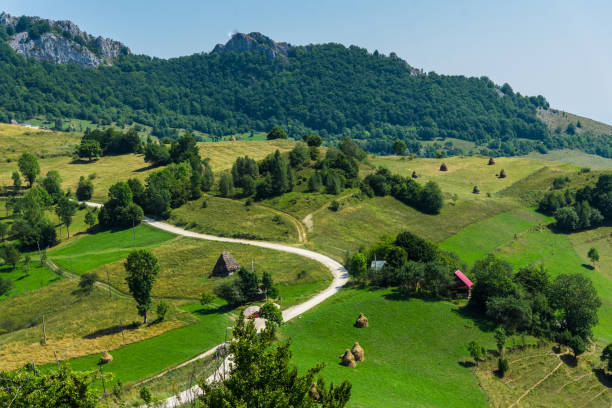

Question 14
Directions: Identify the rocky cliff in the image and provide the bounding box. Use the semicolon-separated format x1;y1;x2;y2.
0;12;130;67
212;32;290;60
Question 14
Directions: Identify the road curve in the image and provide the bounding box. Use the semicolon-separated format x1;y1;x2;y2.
79;203;349;407
141;218;348;407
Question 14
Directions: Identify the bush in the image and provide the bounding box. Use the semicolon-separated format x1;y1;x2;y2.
156;301;169;321
139;386;152;404
0;277;14;296
266;126;288;140
329;200;340;211
497;358;509;377
76;177;94;201
78;272;98;294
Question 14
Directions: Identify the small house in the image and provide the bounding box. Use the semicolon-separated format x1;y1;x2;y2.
370;260;386;271
452;269;473;298
212;252;241;277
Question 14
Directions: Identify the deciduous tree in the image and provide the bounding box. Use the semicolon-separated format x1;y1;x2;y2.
124;250;160;323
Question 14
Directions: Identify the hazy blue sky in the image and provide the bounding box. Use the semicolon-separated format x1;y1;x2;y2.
4;0;611;124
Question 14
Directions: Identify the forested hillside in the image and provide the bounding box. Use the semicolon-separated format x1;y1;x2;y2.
1;23;611;157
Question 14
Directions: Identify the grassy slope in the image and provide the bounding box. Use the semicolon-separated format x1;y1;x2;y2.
169;196;298;242
96;236;331;306
537;108;612;136
60;304;232;390
0;262;61;299
198;139;295;171
0;282;192;370
525;149;612;170
308;195;518;260
476;345;611;408
280;289;495;408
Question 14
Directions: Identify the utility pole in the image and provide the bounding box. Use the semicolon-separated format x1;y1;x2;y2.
120;320;126;346
132;217;135;243
106;267;112;299
99;366;108;406
42;314;47;345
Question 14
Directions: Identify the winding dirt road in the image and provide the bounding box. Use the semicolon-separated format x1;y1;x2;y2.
80;202;348;407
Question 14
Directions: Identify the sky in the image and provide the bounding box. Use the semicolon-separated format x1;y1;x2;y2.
3;0;611;124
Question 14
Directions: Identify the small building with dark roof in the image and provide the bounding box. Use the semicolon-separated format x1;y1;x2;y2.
212;252;241;277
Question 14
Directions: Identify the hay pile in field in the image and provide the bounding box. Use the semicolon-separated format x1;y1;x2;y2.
340;349;356;367
440;163;448;171
99;351;113;365
411;171;418;178
351;342;364;361
309;383;320;400
499;169;507;178
354;313;369;328
488;157;495;165
473;186;480;194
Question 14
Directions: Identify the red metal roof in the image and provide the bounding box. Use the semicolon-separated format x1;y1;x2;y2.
454;270;473;288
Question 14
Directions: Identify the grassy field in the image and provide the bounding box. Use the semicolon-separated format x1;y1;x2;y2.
0;281;192;370
308;195;519;260
0;123;80;162
56;303;232;392
169;196;298;242
525;149;612;170
439;209;551;265
0;260;61;299
370;155;562;199
475;344;611;408
94;236;331;305
197;139;295;171
280;288;499;408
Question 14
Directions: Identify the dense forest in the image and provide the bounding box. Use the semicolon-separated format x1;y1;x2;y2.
1;25;611;157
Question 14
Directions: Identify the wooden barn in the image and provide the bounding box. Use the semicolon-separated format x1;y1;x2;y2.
212;252;241;277
452;269;473;298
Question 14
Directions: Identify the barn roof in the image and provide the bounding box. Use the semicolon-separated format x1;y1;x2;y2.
212;252;241;276
454;269;473;288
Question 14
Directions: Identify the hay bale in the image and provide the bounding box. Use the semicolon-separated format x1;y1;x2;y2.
99;351;113;365
488;157;495;165
411;171;418;179
354;313;369;328
499;169;507;178
340;349;356;367
351;342;365;361
309;383;320;400
440;163;448;171
473;186;480;194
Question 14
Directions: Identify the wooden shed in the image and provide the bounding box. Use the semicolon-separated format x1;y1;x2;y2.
212;252;241;277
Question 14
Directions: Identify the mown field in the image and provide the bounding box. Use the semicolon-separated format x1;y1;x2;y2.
280;289;498;408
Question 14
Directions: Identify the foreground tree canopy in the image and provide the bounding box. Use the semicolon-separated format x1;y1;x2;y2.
199;315;351;408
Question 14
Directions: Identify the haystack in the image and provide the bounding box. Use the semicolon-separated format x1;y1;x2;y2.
354;313;369;328
488;157;496;165
351;342;365;361
473;186;480;194
499;169;507;178
440;163;448;171
99;351;113;365
309;383;320;400
411;171;418;179
340;349;356;367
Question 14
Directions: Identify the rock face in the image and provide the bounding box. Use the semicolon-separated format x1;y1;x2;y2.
0;12;130;67
213;32;290;60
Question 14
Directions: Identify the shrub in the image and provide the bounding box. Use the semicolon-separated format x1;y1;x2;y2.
0;278;14;296
329;200;340;211
139;386;152;404
497;358;509;377
78;272;98;294
156;301;169;321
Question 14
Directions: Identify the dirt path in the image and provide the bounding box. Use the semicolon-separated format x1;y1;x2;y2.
301;193;353;233
255;203;307;243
